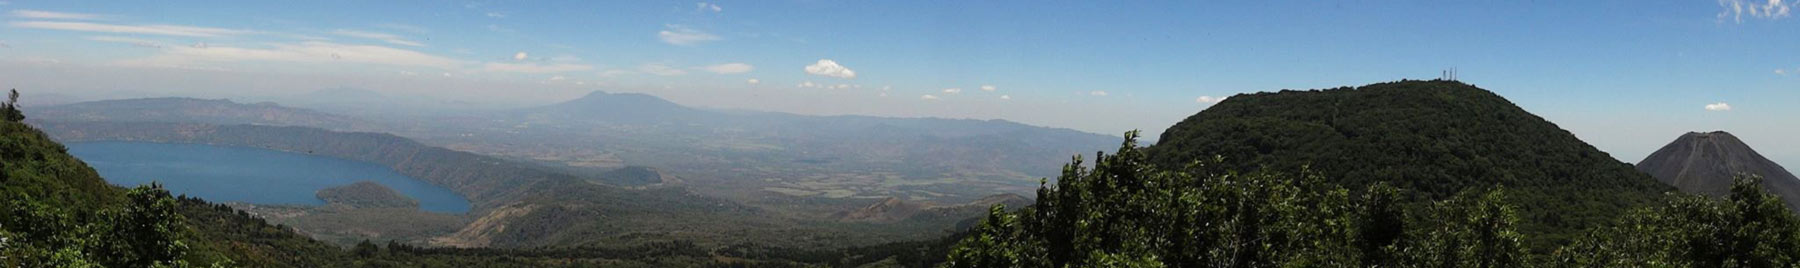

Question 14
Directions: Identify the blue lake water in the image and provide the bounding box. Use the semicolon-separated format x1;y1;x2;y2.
66;141;471;214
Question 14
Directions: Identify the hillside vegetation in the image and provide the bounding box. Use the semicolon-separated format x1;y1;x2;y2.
316;181;419;209
947;131;1800;267
1148;80;1672;247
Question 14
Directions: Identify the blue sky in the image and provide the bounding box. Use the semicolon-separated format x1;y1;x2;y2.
0;0;1796;166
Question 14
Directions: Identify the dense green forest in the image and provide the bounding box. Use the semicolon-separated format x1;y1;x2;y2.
1148;80;1673;248
946;132;1800;267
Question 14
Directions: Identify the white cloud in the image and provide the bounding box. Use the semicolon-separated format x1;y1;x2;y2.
10;10;104;20
834;84;852;89
1779;69;1789;76
696;2;722;12
658;25;720;46
1720;0;1793;23
85;36;164;48
548;75;566;81
513;51;528;60
1000;95;1011;100
9;21;251;37
798;81;818;88
333;29;424;47
1089;90;1109;96
700;62;754;74
943;88;962;94
980;85;997;92
486;12;507;18
638;63;688;76
920;94;939;100
746;78;760;85
1196;95;1226;103
1705;102;1733;111
483;62;594;73
114;41;464;69
803;59;856;79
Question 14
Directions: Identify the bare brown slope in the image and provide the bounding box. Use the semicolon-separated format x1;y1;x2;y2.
1636;131;1800;211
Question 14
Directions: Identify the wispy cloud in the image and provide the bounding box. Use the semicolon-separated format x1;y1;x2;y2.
514;51;528;60
921;94;940;100
1705;102;1733;111
804;59;856;79
1719;0;1793;23
486;12;507;18
375;23;428;34
697;2;723;12
747;78;760;85
333;29;425;47
1000;95;1011;100
483;62;595;73
658;24;720;46
980;85;997;92
1089;90;1109;96
85;36;164;48
9;21;251;37
1195;95;1226;103
10;10;104;20
943;88;962;94
114;41;464;69
700;62;754;74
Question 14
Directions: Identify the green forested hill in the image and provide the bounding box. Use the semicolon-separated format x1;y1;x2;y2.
1146;80;1672;247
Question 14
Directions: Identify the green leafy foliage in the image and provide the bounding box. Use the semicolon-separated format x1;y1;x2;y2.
2;184;196;268
3;89;22;122
944;132;1526;267
1552;175;1800;267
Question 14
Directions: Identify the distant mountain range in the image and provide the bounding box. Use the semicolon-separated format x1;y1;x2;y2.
1637;131;1800;211
31;97;375;131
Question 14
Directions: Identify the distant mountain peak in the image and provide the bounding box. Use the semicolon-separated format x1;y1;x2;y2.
1638;130;1800;211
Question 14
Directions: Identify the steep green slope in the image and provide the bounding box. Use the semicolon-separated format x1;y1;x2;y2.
1147;80;1672;247
2;106;342;266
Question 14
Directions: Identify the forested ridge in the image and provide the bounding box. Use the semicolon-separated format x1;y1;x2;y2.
1148;80;1673;248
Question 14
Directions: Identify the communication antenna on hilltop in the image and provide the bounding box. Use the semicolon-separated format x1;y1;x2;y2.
1441;67;1458;81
